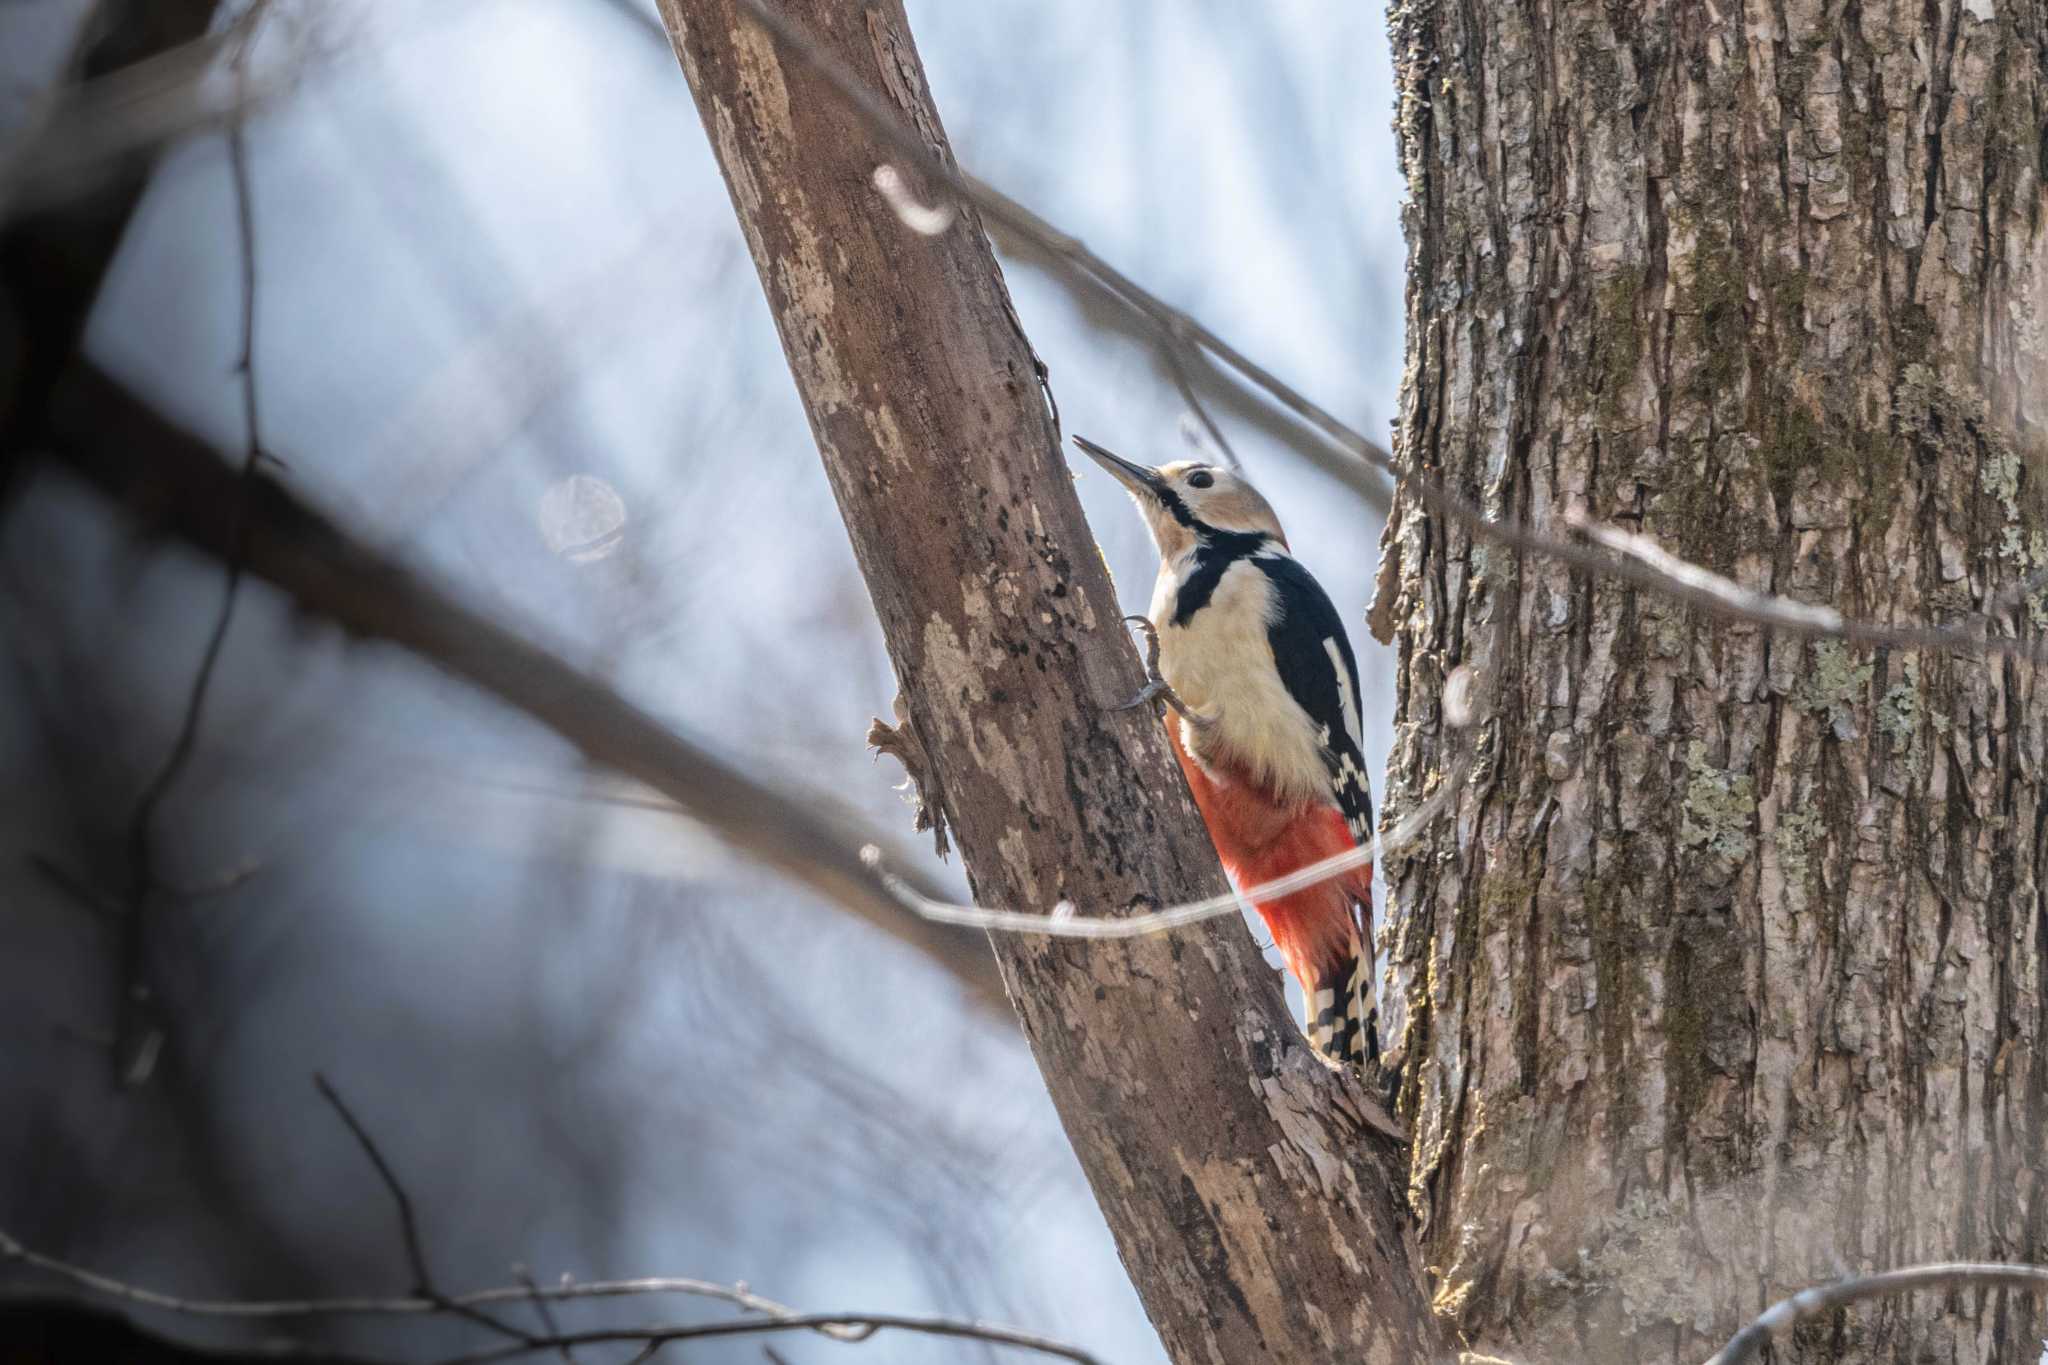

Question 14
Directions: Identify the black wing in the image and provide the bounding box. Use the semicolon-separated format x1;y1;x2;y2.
1254;554;1374;845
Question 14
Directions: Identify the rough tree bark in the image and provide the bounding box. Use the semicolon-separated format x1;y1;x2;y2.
1377;0;2047;1360
656;3;1444;1361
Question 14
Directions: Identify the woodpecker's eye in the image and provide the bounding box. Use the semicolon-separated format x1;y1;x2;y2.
1186;470;1215;490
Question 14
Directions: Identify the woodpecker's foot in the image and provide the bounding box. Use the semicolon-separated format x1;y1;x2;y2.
1115;616;1218;729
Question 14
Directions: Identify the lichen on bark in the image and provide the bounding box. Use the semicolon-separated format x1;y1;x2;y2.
1378;0;2048;1358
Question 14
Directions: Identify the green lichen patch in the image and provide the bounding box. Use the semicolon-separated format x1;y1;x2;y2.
1680;741;1756;863
1897;365;2046;561
1797;640;1874;734
1984;449;2023;519
1877;654;1923;752
1774;804;1825;884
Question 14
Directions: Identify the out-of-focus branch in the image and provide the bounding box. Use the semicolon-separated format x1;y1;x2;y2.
40;361;1011;1019
1705;1264;2048;1365
0;2;293;217
0;0;223;493
0;1225;1107;1365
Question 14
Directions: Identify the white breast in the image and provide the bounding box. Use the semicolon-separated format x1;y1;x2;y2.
1150;554;1333;808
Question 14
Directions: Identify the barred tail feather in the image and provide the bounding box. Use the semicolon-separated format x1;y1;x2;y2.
1235;806;1379;1073
1305;948;1379;1067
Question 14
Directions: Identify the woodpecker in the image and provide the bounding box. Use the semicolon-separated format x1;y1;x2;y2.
1078;436;1378;1071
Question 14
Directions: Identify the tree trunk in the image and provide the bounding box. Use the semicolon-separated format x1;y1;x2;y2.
1378;0;2048;1360
657;3;1446;1361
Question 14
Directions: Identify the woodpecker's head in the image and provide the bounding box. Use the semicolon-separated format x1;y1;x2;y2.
1074;436;1286;558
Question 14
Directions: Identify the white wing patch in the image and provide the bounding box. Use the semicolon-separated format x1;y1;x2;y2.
1323;635;1362;751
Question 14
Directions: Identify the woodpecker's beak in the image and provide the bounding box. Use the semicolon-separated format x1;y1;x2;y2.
1073;436;1167;500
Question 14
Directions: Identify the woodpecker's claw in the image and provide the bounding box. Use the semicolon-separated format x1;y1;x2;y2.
1115;616;1219;729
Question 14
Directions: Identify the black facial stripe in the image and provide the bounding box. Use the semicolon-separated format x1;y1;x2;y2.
1169;528;1273;626
1153;485;1199;528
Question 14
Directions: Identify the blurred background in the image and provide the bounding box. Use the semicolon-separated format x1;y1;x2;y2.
0;1;1404;1359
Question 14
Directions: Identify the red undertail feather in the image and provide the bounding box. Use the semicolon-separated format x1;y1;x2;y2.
1166;721;1378;1069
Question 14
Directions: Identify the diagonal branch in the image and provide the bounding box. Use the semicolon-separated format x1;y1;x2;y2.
0;0;224;491
41;361;1010;1018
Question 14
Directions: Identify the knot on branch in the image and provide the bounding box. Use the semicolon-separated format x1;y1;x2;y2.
867;694;949;859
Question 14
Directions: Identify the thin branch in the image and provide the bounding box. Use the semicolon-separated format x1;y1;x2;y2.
0;1226;1104;1365
1161;337;1241;471
0;1226;854;1329
511;1265;579;1365
436;1311;1106;1365
29;853;120;921
312;1076;534;1347
109;9;272;1086
0;1;286;216
871;747;1472;939
713;0;2046;666
1705;1263;2048;1365
1561;510;2013;652
163;857;264;900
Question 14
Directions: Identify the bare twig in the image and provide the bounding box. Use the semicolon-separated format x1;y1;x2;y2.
312;1075;534;1347
29;854;120;921
109;10;272;1086
869;747;1471;939
437;1311;1106;1365
1162;338;1241;471
0;1224;1104;1365
0;1225;857;1329
1705;1263;2048;1365
164;858;263;900
0;2;286;215
511;1265;579;1365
